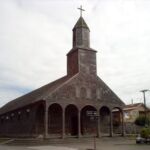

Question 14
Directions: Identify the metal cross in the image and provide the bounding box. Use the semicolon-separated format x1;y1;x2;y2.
78;5;85;17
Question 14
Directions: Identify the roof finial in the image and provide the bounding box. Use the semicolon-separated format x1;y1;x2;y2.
78;5;85;17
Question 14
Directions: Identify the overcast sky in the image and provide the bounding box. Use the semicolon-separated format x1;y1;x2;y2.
0;0;150;107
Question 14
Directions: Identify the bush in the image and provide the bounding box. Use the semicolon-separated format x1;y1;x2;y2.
135;116;150;126
140;127;150;138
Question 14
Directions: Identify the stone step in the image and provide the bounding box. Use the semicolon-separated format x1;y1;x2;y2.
6;138;84;146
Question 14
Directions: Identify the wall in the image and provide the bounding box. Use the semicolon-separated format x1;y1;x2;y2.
0;101;44;137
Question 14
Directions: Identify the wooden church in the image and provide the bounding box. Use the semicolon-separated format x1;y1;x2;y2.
0;8;125;138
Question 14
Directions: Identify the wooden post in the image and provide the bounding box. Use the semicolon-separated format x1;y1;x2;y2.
121;111;125;136
78;110;81;138
97;113;101;138
44;105;48;139
62;108;65;139
110;111;113;137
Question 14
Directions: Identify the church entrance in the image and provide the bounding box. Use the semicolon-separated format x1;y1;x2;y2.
81;105;97;136
48;103;62;137
65;104;78;136
100;106;110;136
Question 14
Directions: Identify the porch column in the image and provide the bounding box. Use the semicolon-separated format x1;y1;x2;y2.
97;112;101;138
121;111;125;136
44;105;48;138
78;110;81;138
110;111;113;137
62;108;65;139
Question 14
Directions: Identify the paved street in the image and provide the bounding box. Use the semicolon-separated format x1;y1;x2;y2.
0;137;150;150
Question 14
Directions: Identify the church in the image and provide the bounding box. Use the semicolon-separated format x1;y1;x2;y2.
0;8;125;138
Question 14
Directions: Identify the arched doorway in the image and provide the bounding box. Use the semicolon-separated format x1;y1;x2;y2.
100;106;110;136
112;107;123;135
65;104;78;136
35;104;44;135
81;105;97;136
48;103;62;136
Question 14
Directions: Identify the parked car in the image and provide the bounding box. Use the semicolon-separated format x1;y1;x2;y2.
136;134;150;144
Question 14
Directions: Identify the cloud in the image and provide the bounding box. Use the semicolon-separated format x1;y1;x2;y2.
89;0;150;106
0;0;150;107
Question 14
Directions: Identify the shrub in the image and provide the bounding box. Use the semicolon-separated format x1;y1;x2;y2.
140;127;150;138
135;116;150;126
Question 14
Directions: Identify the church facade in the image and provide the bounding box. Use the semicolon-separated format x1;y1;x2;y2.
0;15;125;138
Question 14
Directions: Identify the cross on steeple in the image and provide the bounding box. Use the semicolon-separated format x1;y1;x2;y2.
78;5;85;17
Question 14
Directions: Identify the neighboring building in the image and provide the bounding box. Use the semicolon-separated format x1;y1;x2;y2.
0;12;125;138
112;103;150;134
122;103;150;134
124;103;150;123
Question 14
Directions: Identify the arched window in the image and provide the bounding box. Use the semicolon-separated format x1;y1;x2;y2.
80;87;87;98
96;88;102;99
92;89;96;99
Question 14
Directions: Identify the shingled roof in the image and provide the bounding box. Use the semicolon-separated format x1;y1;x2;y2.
124;103;150;111
73;16;89;30
0;75;71;115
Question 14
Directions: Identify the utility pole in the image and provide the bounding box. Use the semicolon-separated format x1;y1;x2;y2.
131;99;133;104
140;89;150;126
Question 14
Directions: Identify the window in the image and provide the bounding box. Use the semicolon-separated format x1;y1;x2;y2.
80;87;87;98
17;111;21;120
26;109;30;118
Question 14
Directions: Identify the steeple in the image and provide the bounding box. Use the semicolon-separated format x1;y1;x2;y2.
73;16;89;29
72;16;90;48
67;7;97;76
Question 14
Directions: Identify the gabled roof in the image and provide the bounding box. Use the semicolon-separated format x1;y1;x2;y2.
124;103;149;111
0;75;71;115
73;16;89;30
125;103;142;108
97;76;125;106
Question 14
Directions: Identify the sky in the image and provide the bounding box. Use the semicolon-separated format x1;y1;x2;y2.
0;0;150;107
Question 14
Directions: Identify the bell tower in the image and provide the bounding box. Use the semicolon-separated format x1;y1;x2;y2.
67;6;97;76
72;16;90;48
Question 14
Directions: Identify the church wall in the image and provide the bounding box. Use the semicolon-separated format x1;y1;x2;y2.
0;72;124;138
78;49;97;75
47;73;124;136
47;74;124;110
0;101;44;137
